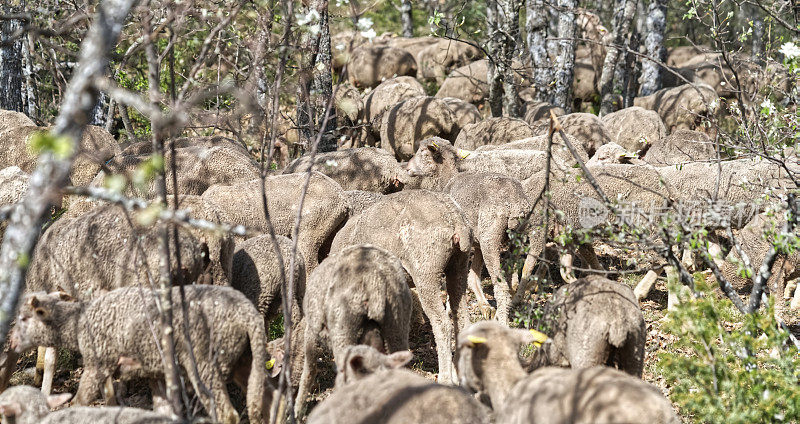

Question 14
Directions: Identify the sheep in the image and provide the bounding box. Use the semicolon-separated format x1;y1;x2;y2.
343;190;385;218
92;142;259;199
643;129;717;166
295;245;414;416
385;36;440;62
456;321;679;423
406;137;550;191
0;385;175;424
9;286;273;424
453;117;535;150
439;97;481;134
231;234;306;325
417;39;483;83
442;172;535;324
27;205;208;299
282;147;406;193
307;345;489;424
330;190;473;383
601;106;667;153
201;172;349;274
531;112;613;157
585;142;646;166
634;82;719;134
0;124;120;186
436;59;491;105
475;133;590;166
0;109;34;133
523;101;565;126
528;275;646;376
347;46;417;89
359;77;426;146
0;166;29;236
379;96;457;161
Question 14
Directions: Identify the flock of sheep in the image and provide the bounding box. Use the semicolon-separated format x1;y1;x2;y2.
0;20;797;424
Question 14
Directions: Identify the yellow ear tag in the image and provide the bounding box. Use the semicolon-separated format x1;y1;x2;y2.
467;335;487;345
431;141;439;149
266;358;276;370
530;329;548;347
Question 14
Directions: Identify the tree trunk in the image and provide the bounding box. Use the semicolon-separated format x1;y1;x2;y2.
552;0;577;112
22;33;36;119
0;0;137;357
639;0;666;96
750;4;765;66
599;0;637;115
526;0;554;104
0;7;25;113
400;0;413;38
500;0;522;117
487;1;504;116
297;0;336;152
623;29;641;107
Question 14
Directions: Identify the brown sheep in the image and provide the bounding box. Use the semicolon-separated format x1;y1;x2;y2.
444;172;535;324
453;117;535;150
347;46;418;89
601;106;667;153
201;172;349;274
282;147;406;193
643;129;717;166
295;245;413;416
307;345;489;424
406;137;550;190
531;112;613;157
0;125;120;186
0;385;175;424
0;109;34;133
456;321;678;424
92;142;259;199
27;205;207;299
529;275;646;376
379;96;457;161
359;76;426;146
417;39;483;83
330;190;473;383
9;286;273;424
231;234;306;325
634;82;719;134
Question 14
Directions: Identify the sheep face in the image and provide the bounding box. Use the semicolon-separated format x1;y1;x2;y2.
10;292;78;354
406;137;452;177
335;345;413;387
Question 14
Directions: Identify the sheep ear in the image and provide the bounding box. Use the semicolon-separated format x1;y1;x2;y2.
28;296;40;308
0;401;22;417
51;291;74;302
46;393;72;409
384;350;413;369
514;329;548;347
348;354;367;375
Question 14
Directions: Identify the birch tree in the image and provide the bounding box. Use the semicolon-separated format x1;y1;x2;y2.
400;0;413;38
297;0;336;152
0;3;25;113
527;0;554;104
639;0;666;96
487;0;522;117
552;0;576;112
598;0;637;114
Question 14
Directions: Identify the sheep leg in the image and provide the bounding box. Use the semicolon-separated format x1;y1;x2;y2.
74;366;108;405
512;263;547;307
149;380;172;416
447;251;472;335
295;319;323;418
468;250;493;319
559;253;577;283
382;297;411;353
567;331;610;370
191;368;237;424
480;230;511;324
417;272;457;384
0;349;19;391
34;346;45;386
577;243;603;271
39;347;56;395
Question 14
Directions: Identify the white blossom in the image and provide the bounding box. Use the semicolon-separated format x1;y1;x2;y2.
335;0;349;6
780;41;800;60
360;27;377;40
761;98;776;115
296;10;320;27
357;17;373;31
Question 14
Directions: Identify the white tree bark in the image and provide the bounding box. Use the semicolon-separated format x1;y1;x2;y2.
0;6;25;113
400;0;413;38
526;0;554;103
599;0;637;114
552;0;576;112
639;0;666;96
